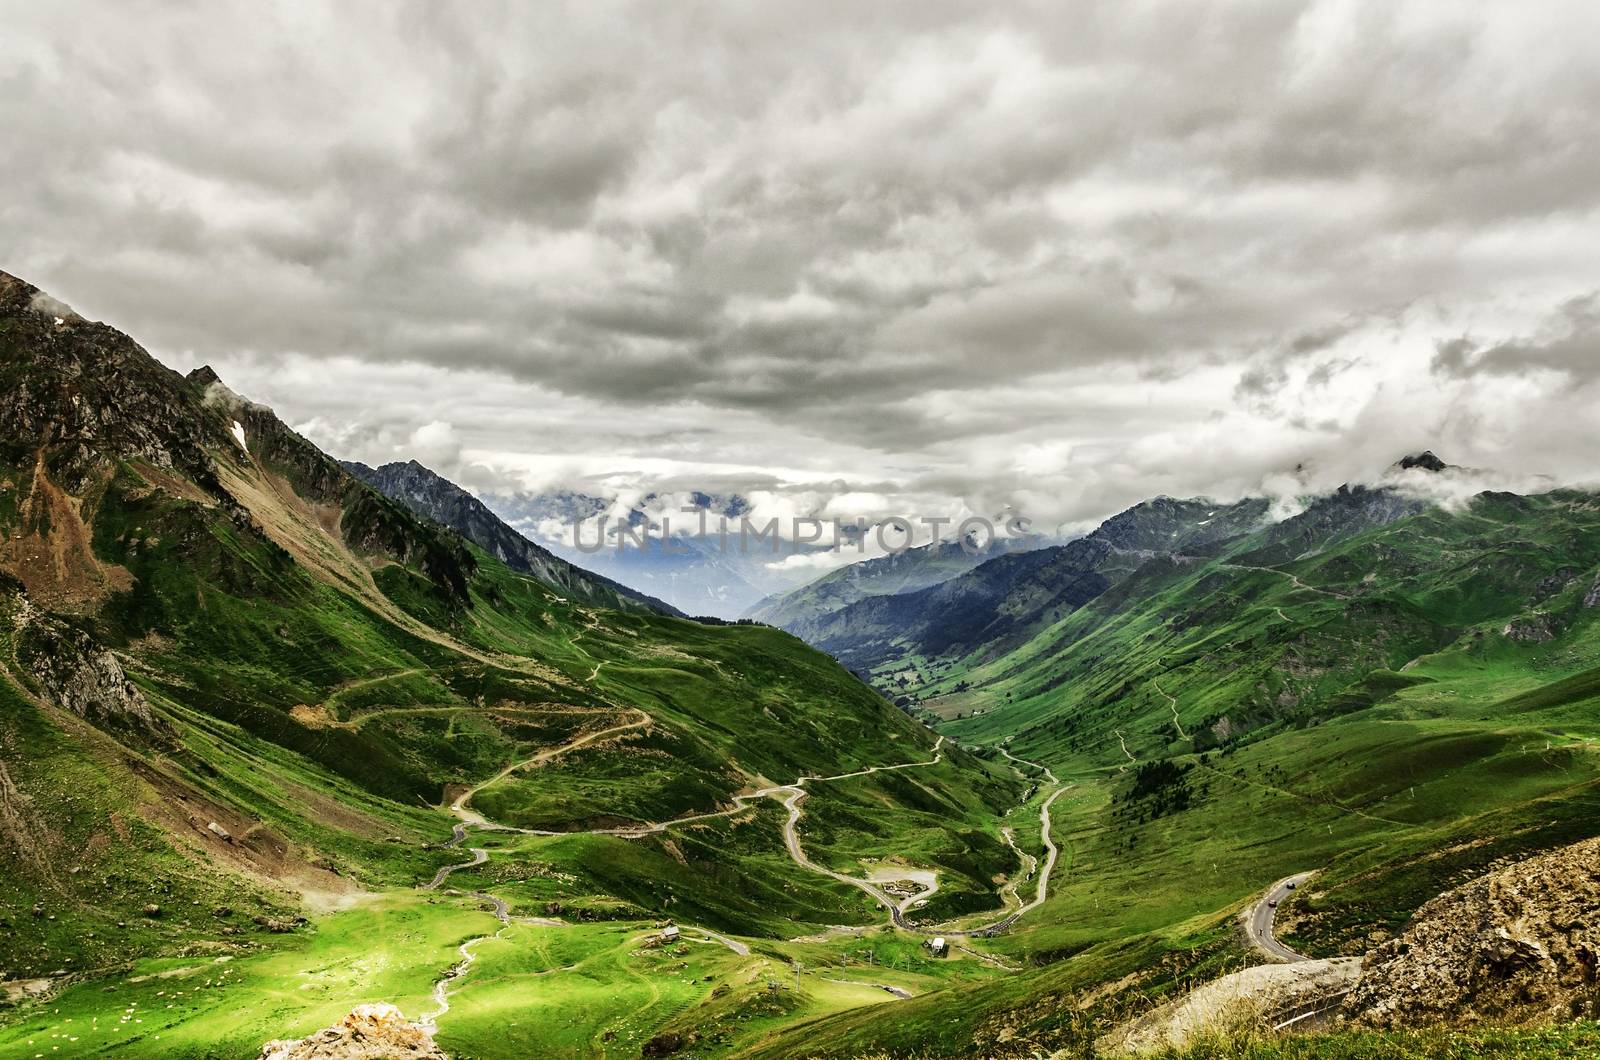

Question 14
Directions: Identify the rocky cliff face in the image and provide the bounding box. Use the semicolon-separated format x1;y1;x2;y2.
1093;496;1271;555
1234;484;1432;567
8;587;171;739
0;273;232;496
1343;835;1600;1028
0;271;475;609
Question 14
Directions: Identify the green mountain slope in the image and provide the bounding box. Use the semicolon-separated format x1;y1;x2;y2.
4;268;1597;1057
791;496;1270;678
741;485;1600;1056
0;272;1033;1054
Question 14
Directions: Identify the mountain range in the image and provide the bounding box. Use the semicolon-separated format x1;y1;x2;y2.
2;269;1598;1058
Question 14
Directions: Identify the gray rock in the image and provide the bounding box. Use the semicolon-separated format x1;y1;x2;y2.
12;605;171;738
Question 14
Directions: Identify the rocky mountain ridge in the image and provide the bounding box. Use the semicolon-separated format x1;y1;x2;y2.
342;459;678;616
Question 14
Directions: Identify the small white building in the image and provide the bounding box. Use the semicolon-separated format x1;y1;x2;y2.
660;925;680;943
927;936;947;956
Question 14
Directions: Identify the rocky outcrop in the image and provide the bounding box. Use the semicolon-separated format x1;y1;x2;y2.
0;272;236;497
1502;614;1558;644
257;1004;448;1059
1100;958;1363;1055
1585;575;1600;609
12;601;172;739
1343;836;1600;1028
1397;451;1450;473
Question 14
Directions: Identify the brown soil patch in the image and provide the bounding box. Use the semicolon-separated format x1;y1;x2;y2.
126;460;216;506
272;777;393;841
127;758;361;904
0;452;134;613
289;703;334;729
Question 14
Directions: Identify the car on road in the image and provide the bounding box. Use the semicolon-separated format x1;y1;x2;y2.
1267;899;1278;907
1286;882;1296;890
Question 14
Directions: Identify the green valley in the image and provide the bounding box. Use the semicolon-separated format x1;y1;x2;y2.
2;270;1598;1058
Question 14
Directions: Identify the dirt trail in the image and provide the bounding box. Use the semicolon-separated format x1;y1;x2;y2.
1223;562;1350;601
1152;680;1187;739
447;709;652;826
342;703;604;732
1114;730;1137;772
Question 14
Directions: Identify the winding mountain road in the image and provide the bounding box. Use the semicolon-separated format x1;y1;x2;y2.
1245;873;1313;963
420;713;1068;1022
423;846;488;890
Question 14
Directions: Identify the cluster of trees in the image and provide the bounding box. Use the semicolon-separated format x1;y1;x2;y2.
1110;757;1198;823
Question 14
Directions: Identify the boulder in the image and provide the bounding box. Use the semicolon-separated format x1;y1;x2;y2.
257;1003;447;1059
1344;836;1600;1028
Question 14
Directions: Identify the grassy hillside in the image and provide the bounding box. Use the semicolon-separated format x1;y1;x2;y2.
4;269;1597;1057
0;273;1036;1055
729;489;1600;1056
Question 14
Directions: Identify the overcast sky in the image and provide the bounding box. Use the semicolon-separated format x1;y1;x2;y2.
7;1;1600;542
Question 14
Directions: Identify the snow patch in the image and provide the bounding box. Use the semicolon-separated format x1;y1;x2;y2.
230;421;247;451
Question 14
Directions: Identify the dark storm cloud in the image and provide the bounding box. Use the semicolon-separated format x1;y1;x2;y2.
1431;293;1600;383
5;2;1600;525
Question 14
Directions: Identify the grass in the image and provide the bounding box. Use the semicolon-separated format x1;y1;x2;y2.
0;894;489;1057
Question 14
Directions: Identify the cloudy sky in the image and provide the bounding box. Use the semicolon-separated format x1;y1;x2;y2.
7;1;1600;544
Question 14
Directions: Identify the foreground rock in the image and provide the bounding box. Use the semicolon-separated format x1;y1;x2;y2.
1098;958;1362;1055
1344;835;1600;1028
258;1004;448;1059
1102;835;1600;1054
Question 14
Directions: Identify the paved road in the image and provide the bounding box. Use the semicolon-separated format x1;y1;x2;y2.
684;926;750;956
1246;872;1313;963
423;847;488;890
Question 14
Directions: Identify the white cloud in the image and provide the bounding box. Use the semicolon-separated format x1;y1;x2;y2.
3;0;1598;535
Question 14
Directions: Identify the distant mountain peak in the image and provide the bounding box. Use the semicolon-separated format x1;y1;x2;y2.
186;364;223;388
1396;451;1449;473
